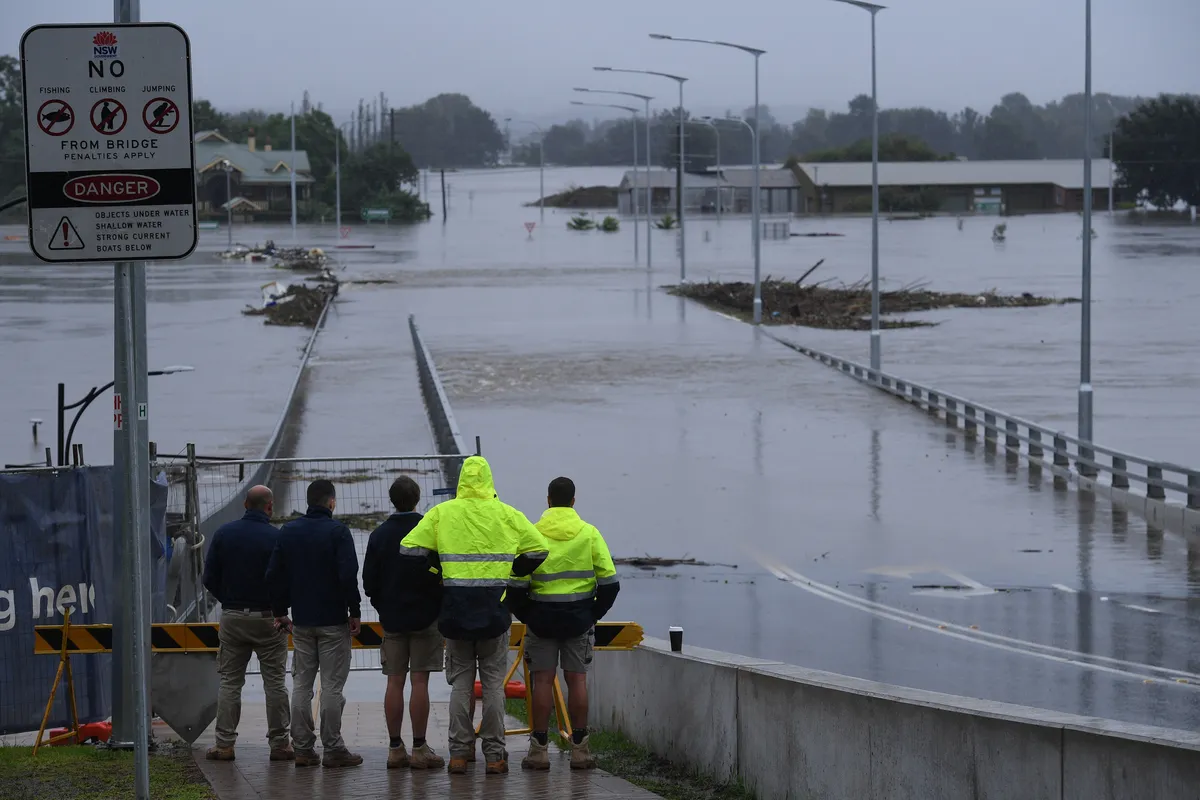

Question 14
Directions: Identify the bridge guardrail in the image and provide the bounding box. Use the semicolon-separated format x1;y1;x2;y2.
766;333;1200;514
409;314;468;489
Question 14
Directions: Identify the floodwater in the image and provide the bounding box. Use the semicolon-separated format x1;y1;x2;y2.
6;165;1200;732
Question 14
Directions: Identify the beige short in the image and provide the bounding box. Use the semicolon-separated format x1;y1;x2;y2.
380;623;444;675
523;629;594;674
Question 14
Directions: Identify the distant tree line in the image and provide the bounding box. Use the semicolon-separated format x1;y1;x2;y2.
511;91;1157;170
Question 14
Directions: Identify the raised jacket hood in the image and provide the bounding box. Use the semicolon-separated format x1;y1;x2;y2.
536;507;590;541
456;456;496;500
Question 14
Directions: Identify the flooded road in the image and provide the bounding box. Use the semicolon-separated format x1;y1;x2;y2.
5;165;1200;731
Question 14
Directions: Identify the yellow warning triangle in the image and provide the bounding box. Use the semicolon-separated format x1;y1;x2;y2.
48;216;85;250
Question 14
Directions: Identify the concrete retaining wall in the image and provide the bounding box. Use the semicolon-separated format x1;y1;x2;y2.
590;639;1200;799
408;314;466;491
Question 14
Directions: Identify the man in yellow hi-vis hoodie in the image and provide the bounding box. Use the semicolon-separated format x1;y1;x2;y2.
398;456;549;775
506;476;620;772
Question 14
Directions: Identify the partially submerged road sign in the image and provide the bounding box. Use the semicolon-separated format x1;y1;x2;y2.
20;24;197;263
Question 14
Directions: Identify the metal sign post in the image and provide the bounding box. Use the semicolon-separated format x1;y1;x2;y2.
20;6;195;798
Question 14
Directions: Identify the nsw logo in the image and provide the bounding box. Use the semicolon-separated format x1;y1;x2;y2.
92;31;119;59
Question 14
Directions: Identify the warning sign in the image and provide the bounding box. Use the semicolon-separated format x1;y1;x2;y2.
20;23;197;263
36;99;73;136
47;217;85;250
524;222;536;234
90;98;126;135
142;97;179;134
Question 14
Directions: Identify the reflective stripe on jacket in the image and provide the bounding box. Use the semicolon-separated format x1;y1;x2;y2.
399;456;548;640
507;506;620;640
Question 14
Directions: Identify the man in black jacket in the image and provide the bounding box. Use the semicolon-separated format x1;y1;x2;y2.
202;485;292;763
362;476;445;770
266;479;363;769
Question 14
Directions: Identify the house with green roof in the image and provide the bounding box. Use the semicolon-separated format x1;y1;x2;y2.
194;130;315;215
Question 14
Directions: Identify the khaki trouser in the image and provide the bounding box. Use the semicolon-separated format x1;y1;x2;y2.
290;625;351;752
215;609;290;749
445;630;509;763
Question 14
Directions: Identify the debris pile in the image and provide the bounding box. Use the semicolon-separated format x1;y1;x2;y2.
529;185;619;209
669;276;1079;330
613;556;737;571
273;246;327;271
242;283;333;327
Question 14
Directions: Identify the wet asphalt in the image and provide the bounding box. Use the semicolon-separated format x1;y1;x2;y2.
5;165;1200;731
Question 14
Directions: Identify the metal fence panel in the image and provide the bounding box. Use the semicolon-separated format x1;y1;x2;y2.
169;455;460;672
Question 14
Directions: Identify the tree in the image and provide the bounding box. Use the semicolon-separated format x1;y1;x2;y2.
1113;94;1200;209
389;94;505;168
803;133;949;162
0;55;25;206
335;142;428;221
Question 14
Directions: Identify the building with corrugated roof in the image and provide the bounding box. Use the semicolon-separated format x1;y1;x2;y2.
618;159;1117;216
193;130;315;215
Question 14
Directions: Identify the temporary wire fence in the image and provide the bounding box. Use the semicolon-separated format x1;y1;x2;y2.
163;454;461;672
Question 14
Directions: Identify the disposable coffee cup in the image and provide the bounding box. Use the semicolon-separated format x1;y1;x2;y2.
669;626;683;652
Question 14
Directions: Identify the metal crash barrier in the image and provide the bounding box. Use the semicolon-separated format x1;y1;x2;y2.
33;621;644;743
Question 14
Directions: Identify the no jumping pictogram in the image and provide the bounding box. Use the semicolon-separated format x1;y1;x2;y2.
37;99;74;136
90;98;127;135
142;97;180;134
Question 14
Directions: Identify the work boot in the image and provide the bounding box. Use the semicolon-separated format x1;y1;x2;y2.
322;748;364;768
269;745;295;762
294;749;321;767
409;743;444;770
521;738;551;771
387;745;410;769
570;735;597;770
447;757;470;775
485;759;509;775
205;745;235;761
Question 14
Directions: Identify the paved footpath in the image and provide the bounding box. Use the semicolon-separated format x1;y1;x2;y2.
192;700;658;799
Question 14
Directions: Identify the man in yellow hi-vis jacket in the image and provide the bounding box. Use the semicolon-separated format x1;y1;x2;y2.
398;456;548;775
506;476;620;772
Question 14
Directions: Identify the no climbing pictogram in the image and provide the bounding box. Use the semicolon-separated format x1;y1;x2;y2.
37;99;74;136
90;97;126;135
142;97;180;134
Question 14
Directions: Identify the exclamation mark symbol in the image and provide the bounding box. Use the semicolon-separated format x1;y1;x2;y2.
62;220;70;247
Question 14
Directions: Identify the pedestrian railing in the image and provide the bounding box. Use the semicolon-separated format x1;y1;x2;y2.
766;333;1200;512
410;315;468;492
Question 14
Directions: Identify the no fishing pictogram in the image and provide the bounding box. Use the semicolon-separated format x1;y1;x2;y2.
90;98;126;135
37;99;74;136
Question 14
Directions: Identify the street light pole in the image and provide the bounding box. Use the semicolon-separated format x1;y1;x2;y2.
686;119;721;218
221;160;232;248
1079;0;1095;451
506;119;545;220
572;101;641;263
594;68;688;281
335;120;353;235
574;88;654;271
828;1;885;370
649;34;765;318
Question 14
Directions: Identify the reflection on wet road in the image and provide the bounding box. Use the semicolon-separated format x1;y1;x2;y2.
6;165;1200;732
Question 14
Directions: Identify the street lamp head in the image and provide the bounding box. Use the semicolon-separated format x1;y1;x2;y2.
593;66;614;72
152;365;195;376
830;0;886;12
648;33;672;40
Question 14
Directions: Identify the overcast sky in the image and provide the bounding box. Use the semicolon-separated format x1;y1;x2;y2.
5;0;1197;124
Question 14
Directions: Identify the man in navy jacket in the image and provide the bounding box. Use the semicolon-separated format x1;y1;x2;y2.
202;485;292;762
266;479;363;769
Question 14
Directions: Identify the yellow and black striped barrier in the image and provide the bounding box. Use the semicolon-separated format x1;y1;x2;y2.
34;620;644;655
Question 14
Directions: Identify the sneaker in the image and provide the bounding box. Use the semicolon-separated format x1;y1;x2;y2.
205;746;235;762
485;759;509;775
409;743;444;770
322;748;364;768
447;758;470;775
570;735;597;771
294;749;321;768
269;745;295;762
387;745;410;769
521;738;550;771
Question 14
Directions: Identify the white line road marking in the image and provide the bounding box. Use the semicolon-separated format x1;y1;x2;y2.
1052;584;1078;594
1123;604;1162;615
756;552;1200;687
